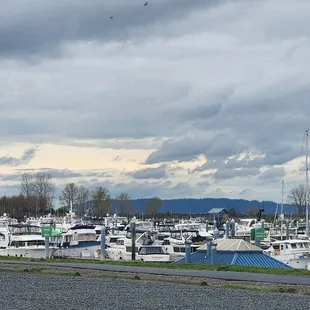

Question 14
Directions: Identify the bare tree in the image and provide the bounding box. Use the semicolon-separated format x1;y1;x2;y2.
145;197;162;217
76;186;90;216
21;173;32;197
287;184;307;216
0;194;31;219
92;187;111;217
60;183;79;210
115;192;133;215
21;173;35;214
21;172;55;215
32;172;55;215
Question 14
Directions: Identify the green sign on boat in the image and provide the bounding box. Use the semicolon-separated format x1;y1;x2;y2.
52;229;62;236
251;227;265;241
255;228;265;241
41;226;53;238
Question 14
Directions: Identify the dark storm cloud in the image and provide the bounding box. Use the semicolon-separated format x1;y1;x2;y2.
0;0;216;59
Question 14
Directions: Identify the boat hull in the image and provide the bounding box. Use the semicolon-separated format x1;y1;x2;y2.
0;246;57;259
54;241;100;259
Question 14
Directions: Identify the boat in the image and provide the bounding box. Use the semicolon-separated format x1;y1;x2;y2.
54;224;100;259
161;229;204;261
0;224;58;259
263;239;310;269
105;231;168;261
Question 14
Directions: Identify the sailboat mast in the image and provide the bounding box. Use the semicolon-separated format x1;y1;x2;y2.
281;180;284;216
306;129;309;237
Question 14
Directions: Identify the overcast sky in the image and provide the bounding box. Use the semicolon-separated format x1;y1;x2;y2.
0;0;309;204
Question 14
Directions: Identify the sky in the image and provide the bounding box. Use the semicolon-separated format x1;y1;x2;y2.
0;0;310;204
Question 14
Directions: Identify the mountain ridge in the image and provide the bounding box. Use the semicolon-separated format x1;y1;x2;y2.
110;197;295;215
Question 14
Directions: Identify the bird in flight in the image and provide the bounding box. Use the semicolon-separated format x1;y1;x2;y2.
144;2;148;6
110;16;114;19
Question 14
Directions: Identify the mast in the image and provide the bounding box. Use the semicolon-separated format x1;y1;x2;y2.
281;180;284;217
273;203;278;225
306;129;309;237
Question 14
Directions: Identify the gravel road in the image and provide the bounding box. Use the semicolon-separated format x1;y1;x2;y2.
1;271;309;310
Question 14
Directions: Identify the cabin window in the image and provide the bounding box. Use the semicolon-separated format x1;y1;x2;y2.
273;245;280;250
291;244;297;249
305;243;310;248
125;246;138;253
27;240;45;246
171;232;182;240
173;247;180;253
11;241;26;247
73;234;97;242
139;247;166;255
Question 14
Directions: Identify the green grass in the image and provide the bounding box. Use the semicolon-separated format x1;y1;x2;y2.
1;255;310;276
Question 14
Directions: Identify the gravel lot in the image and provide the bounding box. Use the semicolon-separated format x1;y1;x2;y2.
0;271;310;310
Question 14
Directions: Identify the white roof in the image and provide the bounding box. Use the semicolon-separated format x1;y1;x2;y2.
200;238;262;251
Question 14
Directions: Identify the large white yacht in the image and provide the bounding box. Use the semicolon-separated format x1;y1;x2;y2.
0;224;58;259
263;239;310;269
54;224;100;259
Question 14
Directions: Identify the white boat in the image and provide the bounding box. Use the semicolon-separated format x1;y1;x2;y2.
0;224;57;259
235;219;262;236
263;239;310;269
161;229;204;261
40;214;57;227
24;217;41;227
106;232;169;261
54;224;100;259
137;245;170;262
0;213;17;248
175;221;214;238
124;219;155;233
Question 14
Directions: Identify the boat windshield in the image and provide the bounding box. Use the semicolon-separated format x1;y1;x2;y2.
138;246;167;255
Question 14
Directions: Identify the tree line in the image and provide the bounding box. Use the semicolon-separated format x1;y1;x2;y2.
0;172;308;220
0;172;163;219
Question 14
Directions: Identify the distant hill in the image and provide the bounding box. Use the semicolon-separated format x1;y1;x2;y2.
110;198;295;215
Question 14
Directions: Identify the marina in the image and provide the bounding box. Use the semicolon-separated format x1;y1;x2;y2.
1;0;310;308
1;208;310;270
